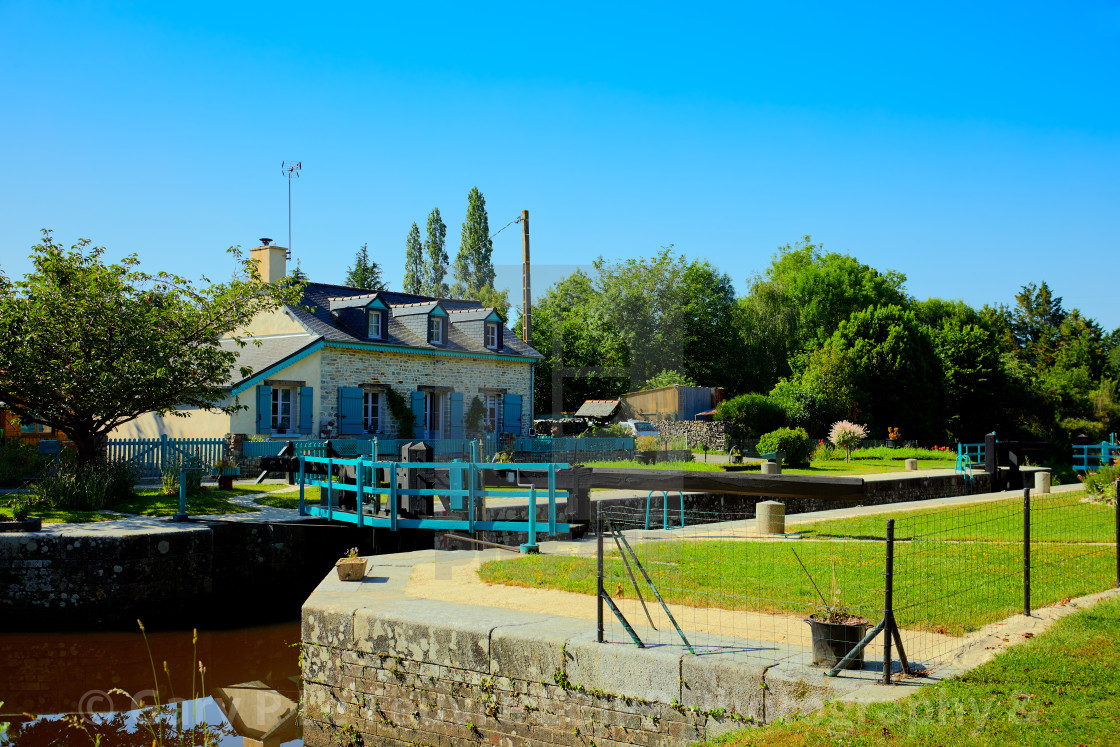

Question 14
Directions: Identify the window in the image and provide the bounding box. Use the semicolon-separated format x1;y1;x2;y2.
425;392;441;437
363;391;381;433
429;316;444;344
484;395;501;433
272;388;294;433
19;418;50;434
485;322;499;349
367;310;383;339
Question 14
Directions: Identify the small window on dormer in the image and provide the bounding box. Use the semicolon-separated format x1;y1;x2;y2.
485;322;499;349
429;316;444;344
367;310;383;339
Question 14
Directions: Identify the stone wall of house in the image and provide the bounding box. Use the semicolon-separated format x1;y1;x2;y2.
319;348;533;438
649;420;732;452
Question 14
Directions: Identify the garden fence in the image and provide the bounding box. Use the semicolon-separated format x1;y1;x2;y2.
103;436;225;479
241;435;634;463
595;486;1118;681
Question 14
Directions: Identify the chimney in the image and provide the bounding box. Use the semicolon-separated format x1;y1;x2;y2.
249;238;288;283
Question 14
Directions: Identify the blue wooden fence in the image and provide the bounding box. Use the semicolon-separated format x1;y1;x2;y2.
104;435;225;478
1072;439;1120;472
514;436;635;454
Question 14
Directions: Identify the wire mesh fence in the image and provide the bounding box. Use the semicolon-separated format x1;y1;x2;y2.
596;487;1118;678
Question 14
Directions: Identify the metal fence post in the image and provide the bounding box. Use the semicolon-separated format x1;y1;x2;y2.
1024;487;1031;616
597;508;604;643
883;518;895;685
1115;481;1119;589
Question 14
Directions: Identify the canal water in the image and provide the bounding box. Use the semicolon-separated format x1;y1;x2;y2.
0;621;304;746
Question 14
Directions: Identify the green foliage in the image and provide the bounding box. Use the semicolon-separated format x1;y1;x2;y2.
160;456;203;496
1080;463;1119;501
0;230;303;465
403;223;424;295
714;393;786;437
0;436;50;486
384;388;416;438
756;426;812;465
345;243;385;290
32;459;137;511
423;207;449;297
465;395;486;436
580;423;632;439
640;369;697;390
452;187;495;296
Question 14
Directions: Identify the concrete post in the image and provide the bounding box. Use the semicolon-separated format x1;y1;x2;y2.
1035;470;1051;494
904;458;918;471
761;461;781;475
756;501;786;534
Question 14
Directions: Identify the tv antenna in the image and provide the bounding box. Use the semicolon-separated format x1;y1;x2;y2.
281;160;301;259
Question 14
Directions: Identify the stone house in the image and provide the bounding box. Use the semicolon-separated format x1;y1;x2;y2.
110;242;541;441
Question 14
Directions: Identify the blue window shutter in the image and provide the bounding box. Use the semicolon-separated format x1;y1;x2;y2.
256;385;272;434
503;394;522;435
448;392;464;439
338;386;362;435
411;391;426;436
298;386;314;434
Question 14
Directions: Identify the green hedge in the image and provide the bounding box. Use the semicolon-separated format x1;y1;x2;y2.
714;393;786;437
757;426;813;466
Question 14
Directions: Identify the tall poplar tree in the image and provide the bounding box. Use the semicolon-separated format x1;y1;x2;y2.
403;223;424;295
345;243;385;290
424;207;449;297
453;187;495;297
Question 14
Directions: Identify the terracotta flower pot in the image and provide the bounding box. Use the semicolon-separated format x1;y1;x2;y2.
335;557;368;581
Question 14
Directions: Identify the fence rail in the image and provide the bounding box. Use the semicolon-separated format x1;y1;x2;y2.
1072;440;1120;472
104;435;225;478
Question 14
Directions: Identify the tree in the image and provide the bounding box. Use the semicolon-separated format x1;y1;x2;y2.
640;369;697;390
345;243;385;290
452;187;495;298
0;231;302;465
403;223;423;295
1011;281;1065;368
423;208;449;297
285;259;309;283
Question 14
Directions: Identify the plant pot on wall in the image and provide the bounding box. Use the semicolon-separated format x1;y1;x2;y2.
335;557;368;581
805;614;871;669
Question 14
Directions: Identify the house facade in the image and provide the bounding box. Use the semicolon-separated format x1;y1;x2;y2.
110;243;541;441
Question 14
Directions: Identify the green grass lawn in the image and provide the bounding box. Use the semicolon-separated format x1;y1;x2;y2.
0;505;124;523
583;448;957;476
107;485;287;516
795;490;1114;543
696;594;1120;746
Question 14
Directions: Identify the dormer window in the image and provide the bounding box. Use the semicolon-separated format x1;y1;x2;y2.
428;316;444;344
485;322;499;349
367;309;384;339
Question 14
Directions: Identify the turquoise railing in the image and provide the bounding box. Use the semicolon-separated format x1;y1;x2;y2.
1072;440;1120;472
296;453;571;552
955;442;987;473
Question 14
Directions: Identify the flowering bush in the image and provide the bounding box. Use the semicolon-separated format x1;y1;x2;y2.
829;420;867;462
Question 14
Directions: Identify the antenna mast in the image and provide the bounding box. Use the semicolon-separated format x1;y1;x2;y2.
281;160;301;259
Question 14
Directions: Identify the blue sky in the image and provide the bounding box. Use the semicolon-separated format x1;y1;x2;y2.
2;1;1118;327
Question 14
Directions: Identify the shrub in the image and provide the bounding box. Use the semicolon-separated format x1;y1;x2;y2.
1080;461;1119;502
635;436;659;452
0;437;51;486
813;439;840;461
580;423;632;439
161;456;204;496
757;427;812;466
828;420;867;462
714;394;786;438
32;459;138;511
385;388;417;438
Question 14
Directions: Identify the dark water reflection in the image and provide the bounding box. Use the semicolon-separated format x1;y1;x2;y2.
0;622;303;746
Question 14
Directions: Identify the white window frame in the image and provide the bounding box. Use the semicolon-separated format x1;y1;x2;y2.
367;310;382;339
429;316;444;344
363;391;381;434
484;394;501;434
425;391;442;438
271;387;295;434
485;322;498;349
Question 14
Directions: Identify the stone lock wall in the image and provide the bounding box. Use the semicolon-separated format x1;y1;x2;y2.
649;420;732;452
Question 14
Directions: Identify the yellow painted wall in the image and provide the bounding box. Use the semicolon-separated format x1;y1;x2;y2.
228;306;306;337
230;349;323;436
109;404;233;439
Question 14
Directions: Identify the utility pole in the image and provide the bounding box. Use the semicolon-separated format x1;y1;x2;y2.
521;209;531;341
282;160;301;259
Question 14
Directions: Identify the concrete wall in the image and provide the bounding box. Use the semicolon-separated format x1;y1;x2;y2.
301;595;835;747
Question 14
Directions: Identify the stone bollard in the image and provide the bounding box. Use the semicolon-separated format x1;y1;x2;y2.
761;460;781;475
1035;470;1051;494
905;458;918;471
757;501;786;534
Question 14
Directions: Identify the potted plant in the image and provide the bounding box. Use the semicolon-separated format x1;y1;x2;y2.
887;427;902;449
210;458;241;490
794;551;871;669
336;547;367;581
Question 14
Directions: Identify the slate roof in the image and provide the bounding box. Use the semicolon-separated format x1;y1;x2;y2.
574;400;622;418
222;282;541;388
